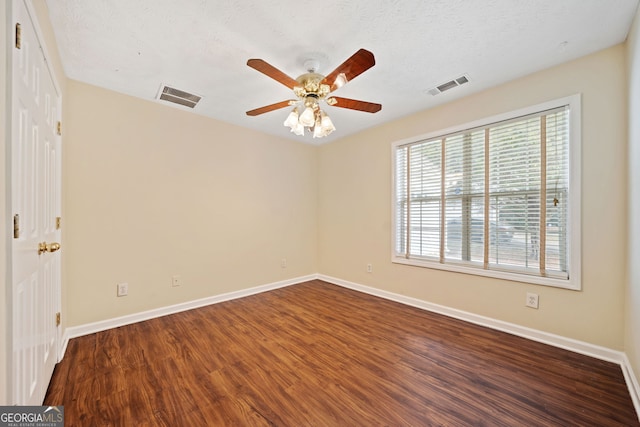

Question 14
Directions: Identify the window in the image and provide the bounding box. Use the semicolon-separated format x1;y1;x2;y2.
392;96;581;289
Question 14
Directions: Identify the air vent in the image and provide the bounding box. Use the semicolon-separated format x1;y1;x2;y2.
427;74;470;96
157;85;201;108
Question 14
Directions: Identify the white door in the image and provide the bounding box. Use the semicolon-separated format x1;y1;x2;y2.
11;0;62;405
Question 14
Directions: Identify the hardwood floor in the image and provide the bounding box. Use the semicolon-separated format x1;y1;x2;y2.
45;280;638;426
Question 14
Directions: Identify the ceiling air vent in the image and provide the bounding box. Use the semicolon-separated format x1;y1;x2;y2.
427;74;470;96
157;85;201;108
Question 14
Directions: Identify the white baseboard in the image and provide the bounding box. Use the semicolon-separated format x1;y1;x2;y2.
59;329;70;361
622;353;640;419
63;274;315;344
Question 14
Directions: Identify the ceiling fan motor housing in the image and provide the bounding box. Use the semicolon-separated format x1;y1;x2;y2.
294;73;330;100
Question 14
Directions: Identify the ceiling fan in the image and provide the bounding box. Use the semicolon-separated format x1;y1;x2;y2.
246;49;382;138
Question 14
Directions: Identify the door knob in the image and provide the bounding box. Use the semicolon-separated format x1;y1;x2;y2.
46;242;61;252
38;242;61;255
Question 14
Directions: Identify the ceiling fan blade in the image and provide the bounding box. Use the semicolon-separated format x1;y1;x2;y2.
247;59;299;89
321;49;376;92
329;97;382;113
246;100;296;116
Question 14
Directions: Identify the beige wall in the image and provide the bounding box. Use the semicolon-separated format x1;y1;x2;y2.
627;5;640;384
318;45;628;349
63;81;317;326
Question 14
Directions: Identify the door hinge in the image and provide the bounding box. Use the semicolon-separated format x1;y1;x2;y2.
56;121;62;136
56;216;61;230
56;312;61;327
15;23;21;49
13;214;20;239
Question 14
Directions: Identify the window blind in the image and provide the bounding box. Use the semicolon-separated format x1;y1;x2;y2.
395;106;570;280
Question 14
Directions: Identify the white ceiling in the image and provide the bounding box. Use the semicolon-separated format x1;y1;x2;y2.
46;0;638;144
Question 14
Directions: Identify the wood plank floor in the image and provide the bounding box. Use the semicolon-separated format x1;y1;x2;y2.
45;280;638;426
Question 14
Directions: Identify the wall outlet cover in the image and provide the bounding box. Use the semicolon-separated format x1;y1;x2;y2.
117;282;128;297
526;292;539;309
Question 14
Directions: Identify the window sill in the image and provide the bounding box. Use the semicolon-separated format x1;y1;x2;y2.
392;256;580;290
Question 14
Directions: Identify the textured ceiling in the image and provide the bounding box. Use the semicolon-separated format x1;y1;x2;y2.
46;0;638;144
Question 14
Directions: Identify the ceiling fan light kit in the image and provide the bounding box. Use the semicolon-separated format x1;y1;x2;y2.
246;49;382;139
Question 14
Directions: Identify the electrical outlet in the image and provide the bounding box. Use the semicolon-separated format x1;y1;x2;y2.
526;292;539;309
171;275;181;287
367;263;373;273
117;282;128;297
281;258;287;268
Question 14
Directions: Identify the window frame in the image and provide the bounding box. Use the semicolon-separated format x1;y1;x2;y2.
391;95;581;290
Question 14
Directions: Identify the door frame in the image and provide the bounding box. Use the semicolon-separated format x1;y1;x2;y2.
6;0;63;404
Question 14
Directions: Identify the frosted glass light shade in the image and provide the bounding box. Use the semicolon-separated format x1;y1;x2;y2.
283;108;299;128
299;106;316;127
320;112;335;134
291;122;304;135
313;123;323;138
